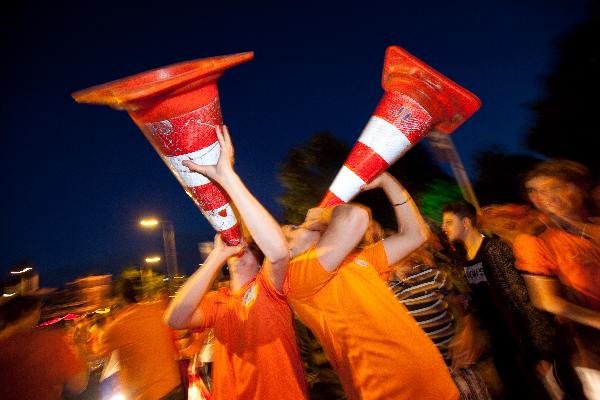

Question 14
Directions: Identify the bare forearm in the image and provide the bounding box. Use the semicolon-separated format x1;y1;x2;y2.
316;204;370;272
381;177;428;241
535;294;600;331
379;175;429;264
164;251;227;328
219;171;288;262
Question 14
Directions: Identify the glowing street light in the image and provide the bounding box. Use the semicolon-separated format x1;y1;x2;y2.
145;256;161;264
10;267;32;274
139;217;179;276
140;219;159;227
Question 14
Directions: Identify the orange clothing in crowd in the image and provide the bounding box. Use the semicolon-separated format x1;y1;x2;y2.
514;228;600;311
0;328;86;400
104;301;181;400
196;269;308;400
286;241;459;400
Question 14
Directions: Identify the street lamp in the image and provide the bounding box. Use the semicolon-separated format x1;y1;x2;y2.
145;256;161;264
139;218;179;277
10;267;32;274
140;219;159;227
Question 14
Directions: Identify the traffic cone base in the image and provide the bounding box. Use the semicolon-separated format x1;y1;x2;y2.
383;46;480;134
72;52;253;111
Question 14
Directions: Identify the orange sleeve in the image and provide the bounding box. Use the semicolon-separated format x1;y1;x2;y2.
513;233;556;276
196;290;223;331
361;241;390;277
286;247;337;300
256;268;288;302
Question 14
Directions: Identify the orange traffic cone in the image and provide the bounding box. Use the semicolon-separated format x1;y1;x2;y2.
72;52;254;245
320;46;481;208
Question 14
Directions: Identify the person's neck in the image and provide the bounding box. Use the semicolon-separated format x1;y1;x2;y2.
463;229;485;261
551;209;589;225
229;268;257;292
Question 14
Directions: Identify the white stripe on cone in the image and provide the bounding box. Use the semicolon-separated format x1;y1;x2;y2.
328;166;366;203
201;203;237;231
358;116;413;164
165;143;221;187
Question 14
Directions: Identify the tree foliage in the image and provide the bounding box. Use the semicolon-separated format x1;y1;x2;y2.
278;132;349;225
473;148;540;206
278;132;458;228
526;9;600;174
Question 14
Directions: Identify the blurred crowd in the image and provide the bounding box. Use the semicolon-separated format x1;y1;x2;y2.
1;158;599;400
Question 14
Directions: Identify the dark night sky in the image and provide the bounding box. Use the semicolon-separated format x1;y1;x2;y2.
1;0;589;287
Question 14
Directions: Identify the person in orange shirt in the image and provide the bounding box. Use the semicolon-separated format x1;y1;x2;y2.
513;159;600;324
283;172;459;400
0;295;89;400
513;159;600;397
165;126;308;400
103;277;184;400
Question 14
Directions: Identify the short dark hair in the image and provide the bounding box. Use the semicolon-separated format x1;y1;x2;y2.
442;201;477;226
0;295;42;326
246;241;265;266
523;159;593;192
113;277;139;304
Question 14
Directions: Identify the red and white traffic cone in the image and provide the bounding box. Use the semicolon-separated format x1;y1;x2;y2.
320;46;481;208
73;52;254;245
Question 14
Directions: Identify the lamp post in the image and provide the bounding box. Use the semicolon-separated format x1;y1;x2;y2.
140;218;179;277
427;131;481;212
8;266;38;295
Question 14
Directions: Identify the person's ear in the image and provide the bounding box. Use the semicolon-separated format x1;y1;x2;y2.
462;217;472;230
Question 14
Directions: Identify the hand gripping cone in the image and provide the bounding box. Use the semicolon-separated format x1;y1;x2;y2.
319;46;481;207
72;52;254;245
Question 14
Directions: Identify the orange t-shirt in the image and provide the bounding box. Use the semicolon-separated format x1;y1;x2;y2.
0;328;86;400
105;301;182;400
513;229;600;311
196;269;308;400
286;241;458;400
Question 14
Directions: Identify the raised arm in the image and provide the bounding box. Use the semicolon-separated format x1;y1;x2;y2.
306;204;370;272
363;172;429;266
164;235;242;330
183;126;290;290
522;274;600;331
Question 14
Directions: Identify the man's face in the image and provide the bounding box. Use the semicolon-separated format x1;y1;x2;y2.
227;247;259;273
525;176;585;218
441;212;466;243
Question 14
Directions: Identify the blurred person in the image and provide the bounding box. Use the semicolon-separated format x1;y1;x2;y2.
442;201;555;399
389;242;492;399
173;328;214;392
165;126;308;400
196;329;215;390
283;172;459;400
389;244;456;363
513;159;600;398
478;203;547;244
0;295;88;400
172;328;213;398
101;277;184;400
